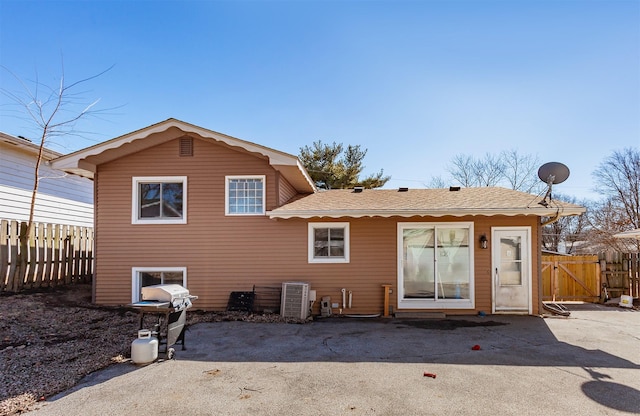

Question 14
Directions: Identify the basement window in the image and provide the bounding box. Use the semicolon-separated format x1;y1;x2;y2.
131;267;186;302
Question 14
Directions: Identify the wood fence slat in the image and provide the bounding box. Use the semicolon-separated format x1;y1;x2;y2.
52;224;61;286
7;221;19;292
35;223;45;288
44;223;54;287
25;223;37;289
62;225;70;285
16;222;28;292
0;220;9;291
73;226;81;283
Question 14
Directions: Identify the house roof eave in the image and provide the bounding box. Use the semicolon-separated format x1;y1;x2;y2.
50;119;316;192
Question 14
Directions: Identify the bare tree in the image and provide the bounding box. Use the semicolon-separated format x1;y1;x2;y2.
447;154;477;187
587;147;640;252
592;148;640;229
443;149;541;191
500;149;542;193
1;63;112;290
542;193;588;253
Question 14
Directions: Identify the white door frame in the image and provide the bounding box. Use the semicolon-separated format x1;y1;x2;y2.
491;227;532;314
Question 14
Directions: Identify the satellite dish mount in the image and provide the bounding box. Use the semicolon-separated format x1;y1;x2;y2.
537;162;570;207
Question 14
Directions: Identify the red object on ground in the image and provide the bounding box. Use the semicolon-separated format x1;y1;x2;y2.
423;372;437;378
472;344;481;350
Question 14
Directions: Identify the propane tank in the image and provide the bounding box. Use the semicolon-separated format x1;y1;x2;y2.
131;329;158;365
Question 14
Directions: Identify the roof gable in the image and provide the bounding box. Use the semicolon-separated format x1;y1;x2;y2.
268;187;586;219
49;119;316;193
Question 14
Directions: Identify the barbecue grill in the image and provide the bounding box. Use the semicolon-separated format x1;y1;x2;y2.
129;284;197;360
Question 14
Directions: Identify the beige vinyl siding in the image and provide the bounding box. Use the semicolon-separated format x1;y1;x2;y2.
278;175;297;206
94;137;541;315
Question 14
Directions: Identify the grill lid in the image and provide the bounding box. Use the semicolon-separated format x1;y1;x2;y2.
141;284;190;302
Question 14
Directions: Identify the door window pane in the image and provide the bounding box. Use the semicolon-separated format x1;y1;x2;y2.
500;236;523;285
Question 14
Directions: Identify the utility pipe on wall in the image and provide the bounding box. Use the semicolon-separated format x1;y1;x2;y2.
348;291;353;309
341;288;346;309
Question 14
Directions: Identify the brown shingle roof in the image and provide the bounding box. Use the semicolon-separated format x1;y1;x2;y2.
268;187;585;219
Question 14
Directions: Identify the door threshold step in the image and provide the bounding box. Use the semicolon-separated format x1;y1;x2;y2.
394;312;446;319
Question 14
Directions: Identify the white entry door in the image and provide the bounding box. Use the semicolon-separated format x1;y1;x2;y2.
492;228;531;314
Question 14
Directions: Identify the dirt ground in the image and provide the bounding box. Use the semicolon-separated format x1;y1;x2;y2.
0;284;302;415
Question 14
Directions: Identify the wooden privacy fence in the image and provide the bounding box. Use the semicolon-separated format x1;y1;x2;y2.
600;251;640;299
542;252;640;302
0;219;94;292
542;255;600;302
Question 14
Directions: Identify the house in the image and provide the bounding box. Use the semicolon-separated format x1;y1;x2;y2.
50;119;585;315
0;132;93;227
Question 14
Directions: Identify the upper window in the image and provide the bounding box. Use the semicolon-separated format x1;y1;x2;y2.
308;222;350;263
131;267;186;302
225;176;265;215
132;176;187;224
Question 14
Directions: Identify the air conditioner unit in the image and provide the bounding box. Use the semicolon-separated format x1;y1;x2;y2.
281;282;310;319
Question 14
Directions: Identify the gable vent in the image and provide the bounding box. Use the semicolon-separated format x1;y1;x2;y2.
179;137;193;157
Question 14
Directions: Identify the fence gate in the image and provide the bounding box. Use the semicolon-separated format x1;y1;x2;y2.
542;255;600;302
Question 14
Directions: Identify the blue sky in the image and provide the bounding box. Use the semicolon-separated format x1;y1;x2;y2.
1;0;638;201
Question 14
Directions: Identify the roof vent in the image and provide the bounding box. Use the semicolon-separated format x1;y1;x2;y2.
353;186;364;193
179;137;193;157
449;186;461;192
398;187;409;192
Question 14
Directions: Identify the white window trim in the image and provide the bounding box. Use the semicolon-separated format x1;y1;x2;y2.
225;175;266;216
397;222;475;310
308;222;350;264
132;176;187;224
131;267;187;303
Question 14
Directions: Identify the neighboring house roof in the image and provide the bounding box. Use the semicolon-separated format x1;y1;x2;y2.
268;187;586;219
50;118;317;193
614;228;640;239
0;132;61;160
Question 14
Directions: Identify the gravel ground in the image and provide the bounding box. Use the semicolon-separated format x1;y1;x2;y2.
0;284;302;415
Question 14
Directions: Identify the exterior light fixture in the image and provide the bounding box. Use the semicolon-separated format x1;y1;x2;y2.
479;234;488;249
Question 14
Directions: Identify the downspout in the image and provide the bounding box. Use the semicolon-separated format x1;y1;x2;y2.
541;210;562;226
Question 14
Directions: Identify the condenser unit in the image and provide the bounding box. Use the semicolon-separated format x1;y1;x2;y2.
281;282;310;319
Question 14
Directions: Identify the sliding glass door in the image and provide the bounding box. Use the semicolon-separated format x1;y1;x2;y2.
398;223;474;309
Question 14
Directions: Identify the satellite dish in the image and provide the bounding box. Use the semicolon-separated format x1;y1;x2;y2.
538;162;570;185
537;162;570;207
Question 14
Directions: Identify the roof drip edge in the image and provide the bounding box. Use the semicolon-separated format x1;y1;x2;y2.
268;207;585;219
